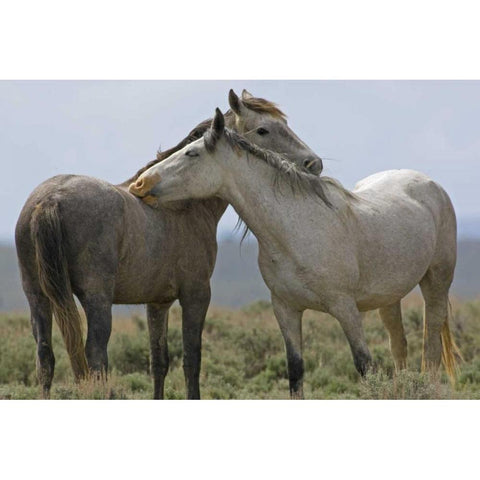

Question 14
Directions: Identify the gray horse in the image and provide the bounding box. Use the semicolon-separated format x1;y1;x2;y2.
15;90;323;399
131;108;460;399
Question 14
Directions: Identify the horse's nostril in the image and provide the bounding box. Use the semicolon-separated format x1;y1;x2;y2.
303;157;323;175
128;177;148;197
129;172;162;199
304;159;316;169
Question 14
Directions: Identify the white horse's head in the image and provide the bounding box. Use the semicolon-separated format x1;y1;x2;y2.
129;108;328;205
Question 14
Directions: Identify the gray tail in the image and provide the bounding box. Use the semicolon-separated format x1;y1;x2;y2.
30;198;88;381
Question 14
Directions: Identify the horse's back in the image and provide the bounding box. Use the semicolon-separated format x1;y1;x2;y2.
356;168;449;197
354;169;437;198
354;169;455;231
18;174;127;244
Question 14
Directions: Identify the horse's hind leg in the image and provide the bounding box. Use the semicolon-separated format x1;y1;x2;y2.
419;267;452;375
272;294;304;399
379;302;407;371
147;303;171;399
25;290;55;398
78;294;112;379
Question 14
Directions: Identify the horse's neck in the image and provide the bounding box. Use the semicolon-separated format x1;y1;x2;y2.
199;198;229;223
219;156;334;250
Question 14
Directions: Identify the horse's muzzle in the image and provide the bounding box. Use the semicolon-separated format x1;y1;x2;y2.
128;173;161;198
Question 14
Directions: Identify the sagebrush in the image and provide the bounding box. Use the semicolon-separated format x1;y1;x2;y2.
1;296;480;399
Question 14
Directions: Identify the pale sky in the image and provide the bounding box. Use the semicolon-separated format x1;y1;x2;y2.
1;80;479;241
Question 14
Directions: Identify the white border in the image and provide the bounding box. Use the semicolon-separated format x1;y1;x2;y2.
1;1;480;79
2;400;479;478
1;2;478;478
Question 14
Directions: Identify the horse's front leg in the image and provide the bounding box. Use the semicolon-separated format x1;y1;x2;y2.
179;286;210;399
147;302;172;399
271;294;304;399
329;297;373;376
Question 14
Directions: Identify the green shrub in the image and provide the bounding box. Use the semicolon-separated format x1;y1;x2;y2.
120;373;152;393
458;359;480;385
0;334;36;385
2;298;480;399
109;333;150;375
404;307;423;332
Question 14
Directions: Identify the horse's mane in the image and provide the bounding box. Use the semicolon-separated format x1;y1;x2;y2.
321;176;359;202
205;128;333;206
241;96;287;121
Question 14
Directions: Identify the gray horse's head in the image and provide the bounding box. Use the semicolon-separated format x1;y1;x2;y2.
228;89;323;175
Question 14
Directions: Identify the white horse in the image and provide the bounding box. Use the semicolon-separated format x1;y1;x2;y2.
130;109;460;399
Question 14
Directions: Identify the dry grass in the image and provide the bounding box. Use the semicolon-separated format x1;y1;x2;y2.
1;294;480;399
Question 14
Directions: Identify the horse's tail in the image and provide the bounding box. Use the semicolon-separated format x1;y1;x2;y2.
30;198;89;381
440;299;462;384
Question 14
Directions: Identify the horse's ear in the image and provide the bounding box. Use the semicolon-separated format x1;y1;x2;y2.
206;108;225;152
228;89;242;115
241;89;254;100
212;107;225;136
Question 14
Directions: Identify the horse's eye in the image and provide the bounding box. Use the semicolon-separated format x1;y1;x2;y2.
257;127;269;136
185;149;199;157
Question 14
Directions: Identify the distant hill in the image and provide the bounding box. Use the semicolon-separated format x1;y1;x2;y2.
1;239;479;312
458;217;480;240
451;240;480;298
210;240;269;307
0;245;27;311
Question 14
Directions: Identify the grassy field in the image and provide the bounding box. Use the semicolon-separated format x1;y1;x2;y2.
1;296;480;400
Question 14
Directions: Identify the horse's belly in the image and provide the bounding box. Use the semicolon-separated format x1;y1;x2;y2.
355;258;429;311
113;239;215;305
354;246;433;311
112;272;179;305
356;290;414;311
